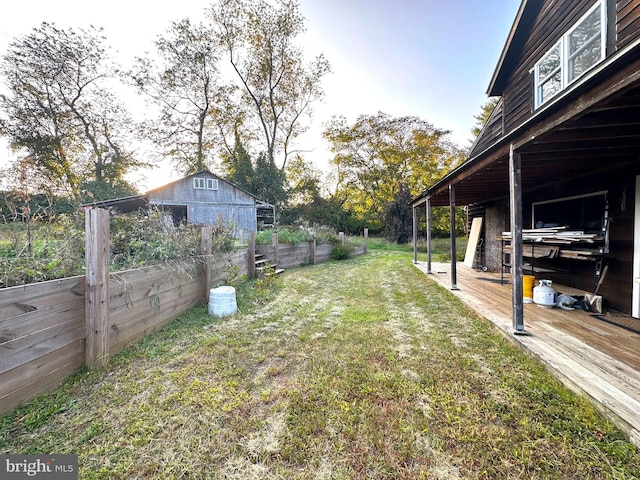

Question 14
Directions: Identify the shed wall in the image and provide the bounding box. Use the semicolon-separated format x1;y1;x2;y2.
148;172;257;232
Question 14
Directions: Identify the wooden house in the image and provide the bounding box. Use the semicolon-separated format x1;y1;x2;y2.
412;0;640;329
89;170;275;236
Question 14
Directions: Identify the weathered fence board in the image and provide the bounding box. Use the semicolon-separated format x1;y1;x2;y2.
0;274;86;413
109;264;201;310
0;298;84;336
0;342;84;413
256;242;334;269
0;277;84;321
85;208;110;369
0;318;84;375
109;280;202;356
0;342;84;412
109;293;202;355
315;245;333;263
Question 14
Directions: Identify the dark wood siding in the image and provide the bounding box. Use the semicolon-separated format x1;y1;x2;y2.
469;100;504;156
503;0;600;134
518;167;637;314
618;0;640;48
477;0;640;150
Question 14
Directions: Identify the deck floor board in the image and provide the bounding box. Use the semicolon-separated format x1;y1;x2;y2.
415;261;640;445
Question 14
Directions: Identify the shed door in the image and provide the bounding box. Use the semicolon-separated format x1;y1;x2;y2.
633;176;640;319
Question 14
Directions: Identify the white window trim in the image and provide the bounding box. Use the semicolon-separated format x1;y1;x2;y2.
193;177;206;189
207;178;219;190
535;40;562;107
533;1;606;108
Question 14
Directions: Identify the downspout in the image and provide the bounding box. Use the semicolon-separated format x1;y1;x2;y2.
509;144;527;335
449;185;459;290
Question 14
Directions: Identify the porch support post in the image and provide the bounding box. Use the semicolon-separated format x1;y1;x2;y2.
412;205;418;264
509;145;527;335
426;198;432;274
449;185;458;290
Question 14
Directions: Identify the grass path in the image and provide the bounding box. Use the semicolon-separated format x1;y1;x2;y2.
2;250;639;479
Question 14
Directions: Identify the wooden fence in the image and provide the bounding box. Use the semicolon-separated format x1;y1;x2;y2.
256;229;368;270
0;209;366;415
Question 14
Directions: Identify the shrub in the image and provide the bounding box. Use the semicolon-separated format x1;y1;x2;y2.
0;241;14;257
330;245;351;260
0;213;85;288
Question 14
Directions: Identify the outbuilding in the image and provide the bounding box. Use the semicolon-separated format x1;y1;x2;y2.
87;170;275;237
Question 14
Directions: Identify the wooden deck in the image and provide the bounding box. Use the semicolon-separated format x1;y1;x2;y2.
414;261;640;446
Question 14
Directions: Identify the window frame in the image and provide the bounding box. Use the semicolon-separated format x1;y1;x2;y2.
533;1;606;108
531;190;608;233
535;41;563;107
206;178;219;190
193;177;206;190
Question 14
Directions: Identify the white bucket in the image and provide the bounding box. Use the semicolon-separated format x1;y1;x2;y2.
208;286;237;318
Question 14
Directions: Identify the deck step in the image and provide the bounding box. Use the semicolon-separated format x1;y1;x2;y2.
265;268;285;277
256;264;277;272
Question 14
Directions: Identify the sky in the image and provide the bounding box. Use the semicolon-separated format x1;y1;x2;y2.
0;0;520;190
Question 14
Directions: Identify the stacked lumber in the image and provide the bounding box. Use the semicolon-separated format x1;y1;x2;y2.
557;249;600;261
500;226;602;244
502;244;560;258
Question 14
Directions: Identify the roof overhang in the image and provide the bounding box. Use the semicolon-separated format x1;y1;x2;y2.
83;194;149;213
414;41;640;209
487;0;539;96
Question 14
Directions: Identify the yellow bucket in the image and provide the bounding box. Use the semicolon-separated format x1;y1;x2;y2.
523;275;535;303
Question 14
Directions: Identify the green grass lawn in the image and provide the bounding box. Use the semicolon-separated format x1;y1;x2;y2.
1;250;639;479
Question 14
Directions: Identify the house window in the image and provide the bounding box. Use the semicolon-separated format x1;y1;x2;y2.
534;1;605;108
193;178;206;189
532;191;607;234
537;42;562;105
207;178;218;190
567;6;602;82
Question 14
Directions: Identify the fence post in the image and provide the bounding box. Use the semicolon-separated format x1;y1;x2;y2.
273;230;279;269
248;231;256;278
311;237;317;265
339;232;345;247
364;228;369;254
85;207;110;370
201;226;213;301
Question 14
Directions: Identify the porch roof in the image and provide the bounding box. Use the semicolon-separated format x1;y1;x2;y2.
415;261;640;446
414;42;640;208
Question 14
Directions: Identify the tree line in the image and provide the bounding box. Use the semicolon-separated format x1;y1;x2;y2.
0;0;493;241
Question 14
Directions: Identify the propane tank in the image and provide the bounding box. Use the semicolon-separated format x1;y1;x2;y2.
533;279;557;308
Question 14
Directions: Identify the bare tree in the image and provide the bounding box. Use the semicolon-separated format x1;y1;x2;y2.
131;18;231;175
210;0;330;171
0;22;141;201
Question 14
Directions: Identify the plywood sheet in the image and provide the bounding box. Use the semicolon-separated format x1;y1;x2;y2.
464;217;483;268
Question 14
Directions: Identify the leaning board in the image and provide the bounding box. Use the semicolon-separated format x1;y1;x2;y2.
464;217;483;268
